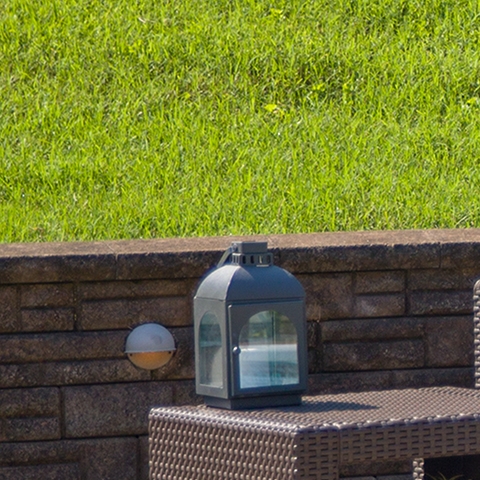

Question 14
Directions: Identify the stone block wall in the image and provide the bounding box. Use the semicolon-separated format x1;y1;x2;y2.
0;229;479;479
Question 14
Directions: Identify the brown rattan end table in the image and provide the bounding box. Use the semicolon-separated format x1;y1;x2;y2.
149;386;480;479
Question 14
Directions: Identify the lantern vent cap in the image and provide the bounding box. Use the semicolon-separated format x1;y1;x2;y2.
195;242;305;302
218;241;273;268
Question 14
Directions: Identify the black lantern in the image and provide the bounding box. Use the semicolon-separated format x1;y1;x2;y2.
194;241;307;410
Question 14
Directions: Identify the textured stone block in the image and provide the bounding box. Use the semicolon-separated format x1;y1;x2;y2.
0;464;80;480
2;230;473;286
298;273;353;320
308;370;393;395
389;367;474;389
2;416;60;442
322;318;423;342
139;436;149;480
355;271;405;294
323;340;424;371
354;293;405;318
172;379;200;405
0;440;76;465
0;438;138;480
20;283;74;308
0;241;117;284
409;268;480;291
0;331;126;363
115;250;215;280
0;286;18;333
440;238;480;268
409;290;472;315
1;229;479;284
20;308;75;332
109;236;232;280
0;387;59;417
78;278;195;299
80;437;138;480
0;388;61;442
0;359;150;388
275;230;441;273
80;296;191;329
425;316;473;367
64;381;174;437
309;367;474;395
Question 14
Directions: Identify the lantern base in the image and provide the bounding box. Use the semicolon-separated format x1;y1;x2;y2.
203;393;303;410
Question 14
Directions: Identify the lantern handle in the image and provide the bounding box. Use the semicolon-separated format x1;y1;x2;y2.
217;245;237;268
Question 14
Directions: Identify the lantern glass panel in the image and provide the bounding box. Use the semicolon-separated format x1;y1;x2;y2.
238;310;299;389
199;312;223;388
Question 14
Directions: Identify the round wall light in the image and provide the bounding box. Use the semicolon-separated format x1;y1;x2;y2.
125;323;176;370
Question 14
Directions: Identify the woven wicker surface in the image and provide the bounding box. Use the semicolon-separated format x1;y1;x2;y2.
151;387;480;430
149;387;480;480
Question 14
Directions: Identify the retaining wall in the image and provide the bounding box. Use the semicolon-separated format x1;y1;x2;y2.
1;229;479;479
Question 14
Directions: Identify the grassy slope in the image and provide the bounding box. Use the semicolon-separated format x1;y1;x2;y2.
1;0;480;242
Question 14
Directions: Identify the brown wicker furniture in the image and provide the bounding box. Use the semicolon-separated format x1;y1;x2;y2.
149;387;480;479
149;280;480;479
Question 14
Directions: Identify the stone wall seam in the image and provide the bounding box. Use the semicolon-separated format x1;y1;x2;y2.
15;285;21;333
59;386;66;440
105;242;120;281
73;282;80;332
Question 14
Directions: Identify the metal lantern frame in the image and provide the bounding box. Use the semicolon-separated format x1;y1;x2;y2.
194;241;307;410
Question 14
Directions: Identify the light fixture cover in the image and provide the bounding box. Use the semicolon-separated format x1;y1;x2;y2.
125;323;176;370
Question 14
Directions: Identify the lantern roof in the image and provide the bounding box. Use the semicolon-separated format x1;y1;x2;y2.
195;263;305;302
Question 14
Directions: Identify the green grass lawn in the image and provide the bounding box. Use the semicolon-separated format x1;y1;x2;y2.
1;0;480;242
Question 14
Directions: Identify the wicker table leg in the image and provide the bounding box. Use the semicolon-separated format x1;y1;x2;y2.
412;458;424;480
